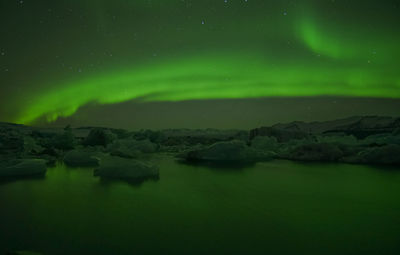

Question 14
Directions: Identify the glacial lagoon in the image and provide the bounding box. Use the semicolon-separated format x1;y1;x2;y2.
1;154;400;255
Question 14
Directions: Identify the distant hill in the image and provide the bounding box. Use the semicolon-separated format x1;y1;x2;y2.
251;116;400;140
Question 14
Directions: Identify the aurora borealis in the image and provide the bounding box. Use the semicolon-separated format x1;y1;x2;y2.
1;0;399;126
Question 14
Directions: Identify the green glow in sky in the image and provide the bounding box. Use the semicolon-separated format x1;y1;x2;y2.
298;16;400;62
1;0;399;124
15;52;400;124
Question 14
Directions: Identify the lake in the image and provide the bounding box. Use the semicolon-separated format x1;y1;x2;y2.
1;154;400;255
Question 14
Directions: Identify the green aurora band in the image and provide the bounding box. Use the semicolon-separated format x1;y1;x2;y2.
15;51;400;124
298;17;400;61
4;1;399;124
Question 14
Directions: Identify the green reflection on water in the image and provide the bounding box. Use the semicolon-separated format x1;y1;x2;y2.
1;155;400;255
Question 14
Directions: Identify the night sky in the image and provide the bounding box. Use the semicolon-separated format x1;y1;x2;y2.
1;0;399;128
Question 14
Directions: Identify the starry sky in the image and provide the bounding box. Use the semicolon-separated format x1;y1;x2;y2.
1;0;399;128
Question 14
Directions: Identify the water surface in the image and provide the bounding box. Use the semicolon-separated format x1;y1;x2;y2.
1;155;400;255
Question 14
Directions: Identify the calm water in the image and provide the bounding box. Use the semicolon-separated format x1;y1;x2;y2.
1;154;400;255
